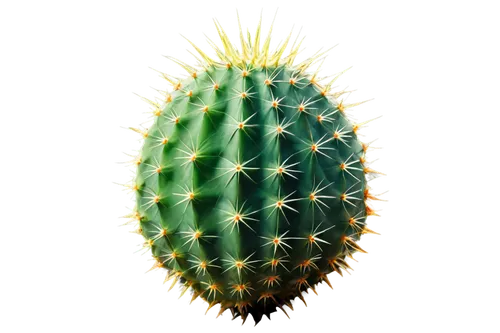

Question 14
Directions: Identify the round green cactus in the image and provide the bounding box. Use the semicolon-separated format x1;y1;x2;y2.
125;18;382;324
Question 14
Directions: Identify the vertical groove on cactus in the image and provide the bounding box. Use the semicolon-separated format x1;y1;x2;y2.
124;16;383;325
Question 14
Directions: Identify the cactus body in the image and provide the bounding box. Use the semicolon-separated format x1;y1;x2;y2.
136;66;376;312
129;20;380;324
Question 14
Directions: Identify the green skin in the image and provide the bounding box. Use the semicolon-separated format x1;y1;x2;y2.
135;64;368;322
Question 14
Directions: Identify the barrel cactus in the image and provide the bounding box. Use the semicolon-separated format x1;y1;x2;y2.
124;17;382;324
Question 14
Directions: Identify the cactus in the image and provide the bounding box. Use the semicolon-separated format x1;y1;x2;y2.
125;17;382;324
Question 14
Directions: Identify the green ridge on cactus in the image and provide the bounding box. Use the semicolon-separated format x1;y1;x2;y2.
127;18;381;324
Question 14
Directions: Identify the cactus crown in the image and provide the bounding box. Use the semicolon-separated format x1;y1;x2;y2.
125;16;382;325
